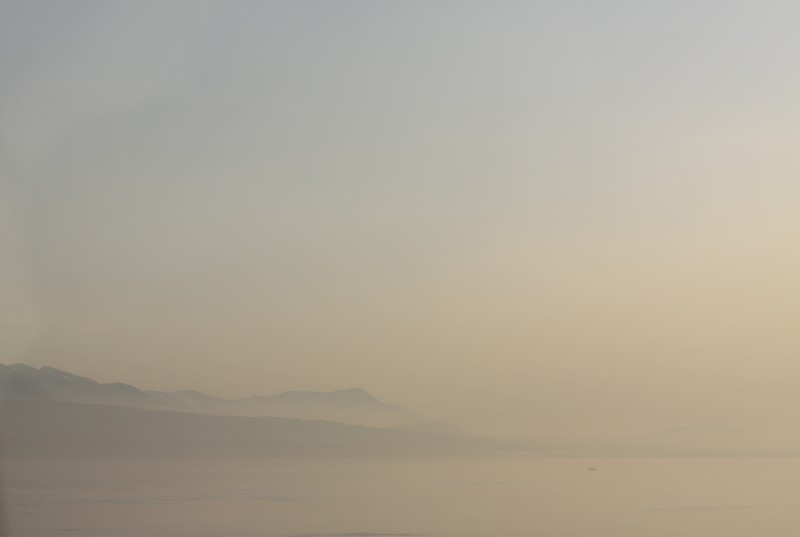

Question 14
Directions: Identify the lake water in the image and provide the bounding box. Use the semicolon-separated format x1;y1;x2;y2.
5;456;800;536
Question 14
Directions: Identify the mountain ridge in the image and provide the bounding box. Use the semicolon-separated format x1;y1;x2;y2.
0;399;507;458
0;363;447;431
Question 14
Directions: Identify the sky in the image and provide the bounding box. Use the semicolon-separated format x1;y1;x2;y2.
1;1;799;437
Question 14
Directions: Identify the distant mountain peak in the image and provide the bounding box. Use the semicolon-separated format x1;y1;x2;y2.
333;387;373;396
38;366;98;385
0;363;442;430
259;387;389;407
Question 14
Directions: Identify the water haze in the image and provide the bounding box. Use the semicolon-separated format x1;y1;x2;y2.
6;456;800;537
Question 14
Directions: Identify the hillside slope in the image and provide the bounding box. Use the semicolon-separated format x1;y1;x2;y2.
0;363;432;428
0;400;503;457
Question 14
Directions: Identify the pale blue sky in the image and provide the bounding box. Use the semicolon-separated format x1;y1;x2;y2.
2;1;799;435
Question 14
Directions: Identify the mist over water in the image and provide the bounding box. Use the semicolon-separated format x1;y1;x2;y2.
3;2;800;536
7;456;800;537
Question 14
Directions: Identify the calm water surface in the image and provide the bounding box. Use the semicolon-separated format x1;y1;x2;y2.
6;456;800;536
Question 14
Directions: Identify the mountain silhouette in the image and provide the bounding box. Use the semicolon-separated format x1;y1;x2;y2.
0;363;440;429
0;399;512;457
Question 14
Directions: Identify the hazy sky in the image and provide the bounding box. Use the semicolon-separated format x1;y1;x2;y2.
2;1;799;436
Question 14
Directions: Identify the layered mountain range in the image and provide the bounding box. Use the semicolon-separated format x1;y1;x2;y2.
0;363;493;457
0;364;780;458
0;363;454;430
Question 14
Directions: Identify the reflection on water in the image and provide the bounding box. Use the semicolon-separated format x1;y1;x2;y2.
6;457;800;537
